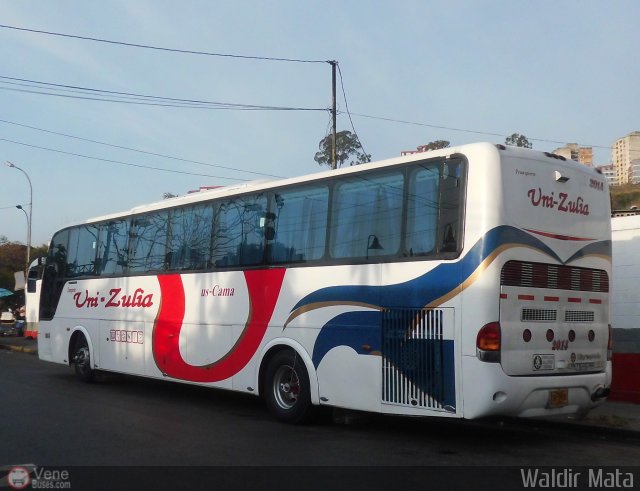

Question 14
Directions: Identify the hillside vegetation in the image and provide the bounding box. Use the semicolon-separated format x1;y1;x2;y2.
611;184;640;211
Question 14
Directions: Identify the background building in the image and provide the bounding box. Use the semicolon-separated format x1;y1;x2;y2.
552;143;593;166
628;159;640;185
612;131;640;185
597;164;618;187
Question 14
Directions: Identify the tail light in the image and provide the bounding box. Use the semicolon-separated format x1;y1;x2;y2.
607;324;613;361
477;322;501;363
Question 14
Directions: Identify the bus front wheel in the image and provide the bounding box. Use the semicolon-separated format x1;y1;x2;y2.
263;349;312;424
72;335;94;383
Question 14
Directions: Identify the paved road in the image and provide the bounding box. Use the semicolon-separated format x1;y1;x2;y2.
2;349;639;469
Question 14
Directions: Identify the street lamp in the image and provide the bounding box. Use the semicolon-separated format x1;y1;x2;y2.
6;161;32;277
15;204;29;272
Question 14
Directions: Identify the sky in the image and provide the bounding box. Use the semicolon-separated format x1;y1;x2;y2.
1;0;638;246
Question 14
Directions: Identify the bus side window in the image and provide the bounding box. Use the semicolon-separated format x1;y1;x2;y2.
167;204;213;271
211;194;267;268
128;212;170;273
27;277;37;294
66;225;99;277
268;186;328;264
330;173;403;260
405;166;439;256
436;159;464;256
97;220;130;275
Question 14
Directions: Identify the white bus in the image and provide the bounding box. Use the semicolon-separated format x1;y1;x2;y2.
38;142;612;423
24;256;45;339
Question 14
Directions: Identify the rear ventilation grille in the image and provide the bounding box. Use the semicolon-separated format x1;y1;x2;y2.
501;261;609;292
565;311;595;323
521;308;557;322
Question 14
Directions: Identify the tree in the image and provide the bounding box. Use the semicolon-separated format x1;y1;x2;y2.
505;133;532;148
0;241;25;291
421;140;450;151
314;130;370;168
0;241;48;292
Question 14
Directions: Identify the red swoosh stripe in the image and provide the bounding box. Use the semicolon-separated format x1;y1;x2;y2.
524;228;594;241
153;269;286;382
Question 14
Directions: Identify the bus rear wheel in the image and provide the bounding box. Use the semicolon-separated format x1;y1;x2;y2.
263;350;312;424
72;335;94;383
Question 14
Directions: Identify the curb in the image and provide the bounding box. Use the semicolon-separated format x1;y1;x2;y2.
0;343;37;355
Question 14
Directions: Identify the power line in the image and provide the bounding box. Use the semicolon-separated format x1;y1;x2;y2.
3;77;628;163
0;75;327;112
0;137;251;180
349;112;516;138
1;85;278;110
6;77;624;156
0;24;329;64
0;118;285;179
347;112;619;152
1;85;323;111
336;64;370;161
3;26;626;155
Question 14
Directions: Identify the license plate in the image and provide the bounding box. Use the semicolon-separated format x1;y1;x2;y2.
548;388;569;408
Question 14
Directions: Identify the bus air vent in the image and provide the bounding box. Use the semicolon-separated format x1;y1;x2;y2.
565;311;595;323
521;308;557;322
501;261;609;293
381;308;453;411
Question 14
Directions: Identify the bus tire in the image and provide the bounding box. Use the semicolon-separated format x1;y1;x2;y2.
72;334;94;383
263;349;312;424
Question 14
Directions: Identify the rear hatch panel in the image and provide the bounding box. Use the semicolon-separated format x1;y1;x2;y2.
499;260;608;376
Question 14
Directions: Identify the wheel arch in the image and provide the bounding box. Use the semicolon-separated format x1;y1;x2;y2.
257;339;319;405
67;326;95;368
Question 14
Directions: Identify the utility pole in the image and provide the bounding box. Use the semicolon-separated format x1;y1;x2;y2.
329;60;338;170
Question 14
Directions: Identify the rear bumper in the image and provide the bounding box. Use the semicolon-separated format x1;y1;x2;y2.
462;355;611;419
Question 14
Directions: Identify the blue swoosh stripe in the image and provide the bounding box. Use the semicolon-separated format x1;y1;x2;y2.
292;225;565;313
